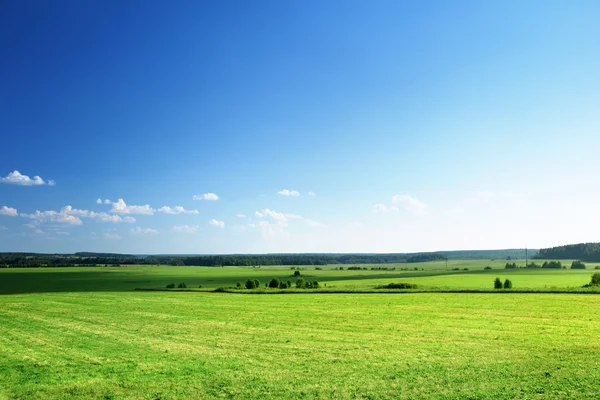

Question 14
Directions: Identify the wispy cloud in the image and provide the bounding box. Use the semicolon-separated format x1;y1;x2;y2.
392;195;428;215
111;199;154;215
278;189;300;196
1;170;55;186
21;210;83;225
157;206;199;215
236;213;247;218
131;226;159;234
0;206;18;217
193;193;219;201
308;191;316;197
172;225;199;233
210;219;225;228
255;208;304;227
104;233;121;240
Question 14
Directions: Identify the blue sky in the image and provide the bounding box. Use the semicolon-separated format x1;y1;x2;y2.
1;1;599;254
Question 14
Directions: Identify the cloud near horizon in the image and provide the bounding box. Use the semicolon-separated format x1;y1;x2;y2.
278;189;300;196
110;199;154;215
1;170;56;186
193;193;219;201
157;206;199;215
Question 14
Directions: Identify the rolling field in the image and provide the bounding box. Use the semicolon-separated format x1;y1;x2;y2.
2;291;600;399
2;262;600;399
0;260;596;294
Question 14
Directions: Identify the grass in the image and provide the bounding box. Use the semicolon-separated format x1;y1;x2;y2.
2;291;600;399
0;260;595;295
2;262;600;398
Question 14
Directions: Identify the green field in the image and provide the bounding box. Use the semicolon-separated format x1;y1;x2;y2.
2;263;600;399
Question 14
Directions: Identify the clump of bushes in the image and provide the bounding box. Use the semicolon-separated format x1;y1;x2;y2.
484;266;492;270
494;278;513;289
377;282;418;289
571;260;586;269
295;278;320;289
542;261;562;269
166;283;175;288
177;282;187;288
505;262;518;269
583;272;600;288
245;279;261;289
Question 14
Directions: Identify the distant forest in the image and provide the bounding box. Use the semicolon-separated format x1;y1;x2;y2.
536;243;600;261
0;248;535;268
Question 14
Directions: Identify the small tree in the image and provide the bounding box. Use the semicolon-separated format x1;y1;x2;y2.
590;272;600;286
236;281;242;288
253;279;260;289
503;279;512;289
279;281;288;289
494;277;502;289
294;270;301;277
571;260;586;269
312;280;320;288
245;279;255;289
296;278;305;288
166;283;175;288
269;278;280;288
177;282;187;288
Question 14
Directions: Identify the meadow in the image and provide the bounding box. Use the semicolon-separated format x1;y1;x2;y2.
2;262;600;399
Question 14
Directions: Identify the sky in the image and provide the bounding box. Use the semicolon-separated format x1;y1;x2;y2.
1;0;600;254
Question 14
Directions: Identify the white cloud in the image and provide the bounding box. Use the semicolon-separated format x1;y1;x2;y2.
33;229;46;235
306;219;327;228
55;231;70;235
210;219;225;228
236;213;247;218
255;211;264;218
111;199;154;215
278;189;300;196
104;199;111;204
21;210;83;225
392;195;428;215
91;213;136;224
193;193;219;201
0;170;55;186
131;226;159;234
96;198;102;204
157;206;199;215
261;208;288;223
104;233;121;240
308;191;316;196
172;225;199;233
0;206;18;217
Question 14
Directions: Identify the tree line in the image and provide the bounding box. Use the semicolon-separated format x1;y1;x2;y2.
536;243;600;262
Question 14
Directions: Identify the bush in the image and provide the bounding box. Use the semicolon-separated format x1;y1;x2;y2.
463;268;469;271
254;279;260;289
245;279;255;289
503;279;512;289
494;277;503;289
296;278;305;289
286;280;292;288
591;272;600;286
269;278;280;288
311;280;319;289
484;266;492;270
177;282;187;288
279;281;288;289
505;262;517;269
198;284;202;288
236;281;242;288
571;260;586;269
595;266;600;270
542;261;562;269
294;270;301;276
377;282;418;289
166;283;175;288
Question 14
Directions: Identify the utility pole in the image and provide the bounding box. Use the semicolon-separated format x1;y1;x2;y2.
526;248;528;267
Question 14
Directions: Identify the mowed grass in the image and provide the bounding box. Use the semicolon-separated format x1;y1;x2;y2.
1;291;600;399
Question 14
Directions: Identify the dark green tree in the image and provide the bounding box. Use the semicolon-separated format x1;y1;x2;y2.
503;279;512;289
269;278;280;288
245;279;255;289
494;277;502;289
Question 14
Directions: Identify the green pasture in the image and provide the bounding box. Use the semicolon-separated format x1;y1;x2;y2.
2;291;600;399
0;260;596;294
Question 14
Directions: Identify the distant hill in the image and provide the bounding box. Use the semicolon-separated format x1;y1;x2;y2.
536;243;600;262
